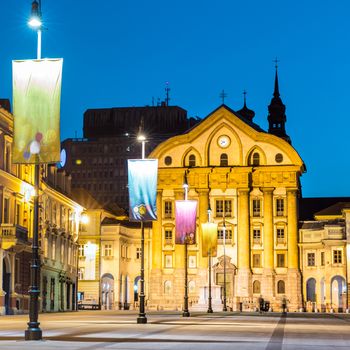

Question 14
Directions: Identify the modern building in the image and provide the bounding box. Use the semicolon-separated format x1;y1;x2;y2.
299;201;350;312
0;102;84;315
148;69;306;312
62;105;199;210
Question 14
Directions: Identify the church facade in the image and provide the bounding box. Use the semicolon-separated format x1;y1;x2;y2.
148;72;305;312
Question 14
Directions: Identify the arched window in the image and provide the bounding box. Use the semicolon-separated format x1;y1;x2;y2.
164;280;172;295
220;153;228;166
252;152;260;166
277;280;285;294
189;154;196;167
253;280;261;294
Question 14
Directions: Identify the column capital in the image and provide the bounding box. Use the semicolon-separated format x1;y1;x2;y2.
196;188;209;195
237;188;250;195
261;187;275;194
286;188;299;195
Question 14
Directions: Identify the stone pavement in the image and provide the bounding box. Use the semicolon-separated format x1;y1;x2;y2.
0;311;349;349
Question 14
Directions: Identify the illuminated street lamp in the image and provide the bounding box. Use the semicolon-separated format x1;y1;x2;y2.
28;1;42;59
25;0;43;341
201;208;217;314
222;215;227;312
175;175;197;318
137;133;147;324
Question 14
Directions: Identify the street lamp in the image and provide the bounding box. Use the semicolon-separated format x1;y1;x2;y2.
182;178;190;317
28;1;42;59
222;215;227;312
207;207;213;314
25;0;43;341
137;133;147;324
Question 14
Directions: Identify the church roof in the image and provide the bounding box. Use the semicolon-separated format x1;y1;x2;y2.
185;104;265;134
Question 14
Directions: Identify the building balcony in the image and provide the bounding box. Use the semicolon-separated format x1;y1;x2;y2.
0;224;29;249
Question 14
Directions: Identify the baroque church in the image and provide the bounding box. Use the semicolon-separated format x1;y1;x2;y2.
148;68;305;312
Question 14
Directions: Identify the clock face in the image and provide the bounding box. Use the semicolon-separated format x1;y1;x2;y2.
218;135;230;148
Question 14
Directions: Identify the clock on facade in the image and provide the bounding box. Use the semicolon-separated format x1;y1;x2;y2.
217;135;231;148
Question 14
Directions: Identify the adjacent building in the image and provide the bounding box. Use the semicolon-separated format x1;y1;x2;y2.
74;187;151;310
0;102;84;315
299;201;350;312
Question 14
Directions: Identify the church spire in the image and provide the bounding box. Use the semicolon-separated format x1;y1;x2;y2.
267;60;291;144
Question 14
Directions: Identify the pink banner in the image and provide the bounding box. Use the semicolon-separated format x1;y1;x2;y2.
175;200;197;244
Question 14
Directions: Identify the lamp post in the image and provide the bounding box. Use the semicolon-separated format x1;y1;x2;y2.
137;134;147;324
25;0;43;341
222;216;227;312
207;208;213;314
182;180;190;317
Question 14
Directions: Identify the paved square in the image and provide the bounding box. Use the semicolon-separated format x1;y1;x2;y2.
0;311;349;349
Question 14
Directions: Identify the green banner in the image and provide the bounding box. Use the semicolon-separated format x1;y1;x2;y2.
12;59;63;164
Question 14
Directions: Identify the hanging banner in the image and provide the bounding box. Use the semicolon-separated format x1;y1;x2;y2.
128;159;158;221
201;222;218;257
12;59;63;164
175;200;197;244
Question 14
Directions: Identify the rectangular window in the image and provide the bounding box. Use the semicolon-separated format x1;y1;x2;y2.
164;254;173;268
277;228;285;243
3;198;10;223
215;200;232;217
252;253;261;268
15;203;21;225
78;244;85;257
252;199;261;217
276;199;284;216
164;229;173;245
52;237;56;260
333;250;342;264
277;253;285;267
104;244;112;257
217;228;232;241
136;247;141;259
253;229;261;244
164;201;173;218
78;267;85;280
321;251;325;266
307;253;315;266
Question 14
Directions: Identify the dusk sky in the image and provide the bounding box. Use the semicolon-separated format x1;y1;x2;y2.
0;0;348;197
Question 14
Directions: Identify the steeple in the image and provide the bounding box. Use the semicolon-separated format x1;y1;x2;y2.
267;61;291;143
237;90;255;121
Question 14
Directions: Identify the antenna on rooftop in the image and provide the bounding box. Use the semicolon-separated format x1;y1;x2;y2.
165;81;170;106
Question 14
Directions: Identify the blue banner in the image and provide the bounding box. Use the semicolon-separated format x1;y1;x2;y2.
128;159;158;221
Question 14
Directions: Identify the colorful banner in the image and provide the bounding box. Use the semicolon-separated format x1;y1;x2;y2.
128;159;158;221
201;222;218;257
175;200;197;244
12;59;63;164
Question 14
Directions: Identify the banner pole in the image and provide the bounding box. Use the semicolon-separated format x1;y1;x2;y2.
207;252;213;313
183;239;190;317
137;220;147;323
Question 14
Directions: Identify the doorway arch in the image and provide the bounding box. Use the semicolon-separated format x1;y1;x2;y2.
134;276;141;303
331;275;346;312
101;273;114;310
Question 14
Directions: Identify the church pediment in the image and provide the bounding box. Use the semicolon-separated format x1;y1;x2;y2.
150;105;305;171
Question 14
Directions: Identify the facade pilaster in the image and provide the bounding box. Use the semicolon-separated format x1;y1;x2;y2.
236;188;251;301
286;188;302;311
262;187;275;298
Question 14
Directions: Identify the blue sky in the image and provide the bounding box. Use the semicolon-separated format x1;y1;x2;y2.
0;0;349;197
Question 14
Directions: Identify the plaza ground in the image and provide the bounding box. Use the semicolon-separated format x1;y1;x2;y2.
0;310;349;349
